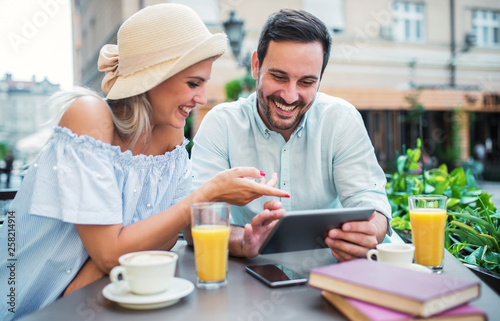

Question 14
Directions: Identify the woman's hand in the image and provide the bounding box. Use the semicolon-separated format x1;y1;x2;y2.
199;167;289;206
64;258;106;296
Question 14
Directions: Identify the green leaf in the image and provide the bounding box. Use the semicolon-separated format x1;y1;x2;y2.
448;242;468;254
424;168;451;195
397;156;407;174
397;177;406;191
412;148;421;162
463;189;482;196
464;255;477;265
391;217;412;230
465;207;476;215
478;234;500;252
438;163;449;173
484;251;500;264
466;246;486;265
416;137;422;149
482;250;500;273
450;167;467;187
433;181;449;195
449;221;479;235
477;193;497;212
447;198;461;208
446;226;486;247
465;169;478;188
460;196;479;205
450;183;461;200
408;162;420;171
450;211;500;239
424;184;436;194
391;209;405;218
476;234;495;251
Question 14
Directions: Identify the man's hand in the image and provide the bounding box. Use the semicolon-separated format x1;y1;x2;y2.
324;211;388;262
229;200;284;257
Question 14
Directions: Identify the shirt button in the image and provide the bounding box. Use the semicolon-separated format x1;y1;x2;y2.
66;269;71;274
133;189;137;193
33;163;38;168
147;204;151;208
159;177;163;181
52;166;57;171
283;182;287;186
283;148;287;152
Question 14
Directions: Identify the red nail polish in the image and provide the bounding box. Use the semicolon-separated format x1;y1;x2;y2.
284;194;291;198
260;171;266;176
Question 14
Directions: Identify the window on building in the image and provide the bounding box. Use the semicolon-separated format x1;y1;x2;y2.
392;1;425;42
473;9;500;47
303;0;345;34
170;0;219;25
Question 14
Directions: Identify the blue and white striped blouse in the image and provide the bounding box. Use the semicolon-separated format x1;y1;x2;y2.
0;126;191;320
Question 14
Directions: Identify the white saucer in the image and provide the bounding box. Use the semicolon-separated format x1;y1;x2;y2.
102;277;194;310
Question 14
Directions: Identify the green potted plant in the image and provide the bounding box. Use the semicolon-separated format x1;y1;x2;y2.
386;139;500;293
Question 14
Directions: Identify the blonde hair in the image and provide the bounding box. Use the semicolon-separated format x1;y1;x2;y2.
106;94;152;149
50;86;152;150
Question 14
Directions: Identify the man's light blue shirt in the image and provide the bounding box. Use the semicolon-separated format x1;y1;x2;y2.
191;92;391;226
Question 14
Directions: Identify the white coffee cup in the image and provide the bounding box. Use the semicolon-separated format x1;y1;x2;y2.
367;243;415;267
109;250;178;295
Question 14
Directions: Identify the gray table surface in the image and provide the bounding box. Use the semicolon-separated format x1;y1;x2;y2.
20;241;500;321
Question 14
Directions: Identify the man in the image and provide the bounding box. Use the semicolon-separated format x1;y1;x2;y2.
190;9;391;262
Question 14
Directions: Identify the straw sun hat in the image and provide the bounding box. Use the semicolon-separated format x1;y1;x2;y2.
98;3;227;100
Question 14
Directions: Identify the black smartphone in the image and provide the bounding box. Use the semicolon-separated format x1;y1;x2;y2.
245;264;308;287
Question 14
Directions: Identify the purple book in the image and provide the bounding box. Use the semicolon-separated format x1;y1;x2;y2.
308;259;480;317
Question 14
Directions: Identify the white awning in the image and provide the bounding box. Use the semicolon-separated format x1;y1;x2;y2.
16;127;53;153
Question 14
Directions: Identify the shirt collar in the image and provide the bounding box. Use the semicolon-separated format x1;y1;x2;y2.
251;93;272;139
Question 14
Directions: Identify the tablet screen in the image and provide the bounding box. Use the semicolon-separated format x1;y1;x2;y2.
259;207;374;254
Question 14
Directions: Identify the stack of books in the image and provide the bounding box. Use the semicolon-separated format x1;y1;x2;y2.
308;259;485;321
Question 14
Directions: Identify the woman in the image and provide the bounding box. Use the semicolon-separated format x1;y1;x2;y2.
0;4;288;319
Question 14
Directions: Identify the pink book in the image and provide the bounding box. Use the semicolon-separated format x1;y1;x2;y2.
322;291;486;321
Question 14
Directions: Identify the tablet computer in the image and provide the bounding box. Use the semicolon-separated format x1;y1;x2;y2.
258;207;374;254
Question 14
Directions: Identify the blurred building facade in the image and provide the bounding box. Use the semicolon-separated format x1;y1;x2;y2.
0;73;60;148
71;0;500;176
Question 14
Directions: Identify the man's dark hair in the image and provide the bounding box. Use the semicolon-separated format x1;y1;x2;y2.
257;9;332;75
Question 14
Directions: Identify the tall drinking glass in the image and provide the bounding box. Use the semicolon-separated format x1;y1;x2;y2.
408;195;447;273
191;202;230;289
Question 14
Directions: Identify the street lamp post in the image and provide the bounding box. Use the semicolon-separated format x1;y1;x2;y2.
222;10;252;73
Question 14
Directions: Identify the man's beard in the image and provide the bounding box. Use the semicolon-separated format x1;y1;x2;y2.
256;89;307;131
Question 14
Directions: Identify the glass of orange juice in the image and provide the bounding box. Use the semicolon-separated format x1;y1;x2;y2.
408;195;447;273
191;202;230;289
